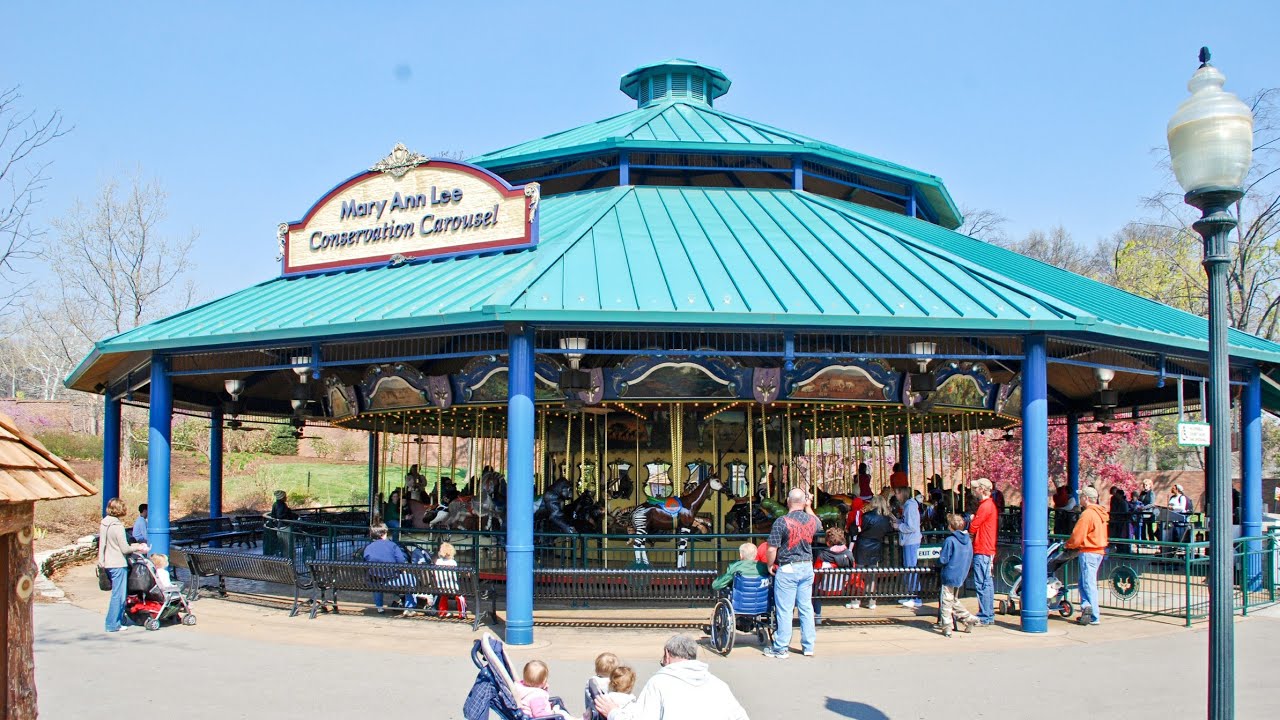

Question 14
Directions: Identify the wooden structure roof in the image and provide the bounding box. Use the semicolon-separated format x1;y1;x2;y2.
0;413;96;503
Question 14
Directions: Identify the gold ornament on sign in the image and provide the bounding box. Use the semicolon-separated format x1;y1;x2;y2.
371;143;429;178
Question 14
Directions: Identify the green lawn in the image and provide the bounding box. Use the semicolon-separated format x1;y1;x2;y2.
213;457;472;508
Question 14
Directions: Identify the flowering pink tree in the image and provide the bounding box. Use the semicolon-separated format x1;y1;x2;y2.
961;420;1150;496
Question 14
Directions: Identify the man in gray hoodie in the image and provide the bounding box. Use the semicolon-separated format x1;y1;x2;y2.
594;635;748;720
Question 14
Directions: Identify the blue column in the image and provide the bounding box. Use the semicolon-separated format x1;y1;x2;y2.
1066;412;1080;503
1242;367;1263;590
1020;334;1049;633
505;324;536;645
102;395;122;516
146;357;173;556
209;405;223;519
792;156;803;191
619;152;630;186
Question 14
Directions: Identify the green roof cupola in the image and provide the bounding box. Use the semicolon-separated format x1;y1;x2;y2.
619;58;731;107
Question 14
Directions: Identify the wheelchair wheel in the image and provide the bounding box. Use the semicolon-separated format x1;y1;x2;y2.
1058;600;1073;617
709;600;735;656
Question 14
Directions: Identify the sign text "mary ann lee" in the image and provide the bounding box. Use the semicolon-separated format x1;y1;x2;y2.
311;186;502;251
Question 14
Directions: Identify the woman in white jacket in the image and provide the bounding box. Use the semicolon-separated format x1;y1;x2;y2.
594;636;748;720
98;498;149;632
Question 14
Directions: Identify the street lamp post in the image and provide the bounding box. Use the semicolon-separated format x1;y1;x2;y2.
1166;47;1253;720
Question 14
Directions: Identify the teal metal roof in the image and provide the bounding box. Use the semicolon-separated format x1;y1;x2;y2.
70;186;1280;383
619;58;731;104
470;100;962;230
845;204;1280;360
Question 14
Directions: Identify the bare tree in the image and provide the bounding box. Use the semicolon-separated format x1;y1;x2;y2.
998;225;1110;279
0;87;69;311
43;175;198;360
1129;88;1280;339
957;206;1008;244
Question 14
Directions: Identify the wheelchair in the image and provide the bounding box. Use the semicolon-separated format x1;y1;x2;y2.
708;573;775;656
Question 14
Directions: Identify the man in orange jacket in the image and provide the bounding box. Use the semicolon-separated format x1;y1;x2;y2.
1065;485;1110;626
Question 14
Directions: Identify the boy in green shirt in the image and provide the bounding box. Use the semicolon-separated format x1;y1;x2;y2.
712;542;769;591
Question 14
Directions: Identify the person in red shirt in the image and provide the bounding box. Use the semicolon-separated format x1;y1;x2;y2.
856;463;873;498
968;478;997;626
844;495;866;538
888;463;909;489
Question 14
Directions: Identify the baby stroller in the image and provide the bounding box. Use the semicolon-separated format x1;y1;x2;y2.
1001;541;1076;617
462;633;572;720
124;553;196;631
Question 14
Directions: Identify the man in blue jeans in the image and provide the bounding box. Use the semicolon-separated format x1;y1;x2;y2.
969;478;998;625
764;488;820;658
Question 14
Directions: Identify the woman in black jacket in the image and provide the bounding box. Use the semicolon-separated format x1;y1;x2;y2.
847;495;893;610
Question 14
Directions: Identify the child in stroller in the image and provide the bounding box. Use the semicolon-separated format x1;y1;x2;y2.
1002;541;1077;617
124;552;196;631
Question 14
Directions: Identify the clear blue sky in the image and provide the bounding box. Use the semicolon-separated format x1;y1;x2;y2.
4;1;1279;295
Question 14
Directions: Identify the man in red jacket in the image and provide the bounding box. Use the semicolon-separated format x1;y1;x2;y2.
969;478;997;626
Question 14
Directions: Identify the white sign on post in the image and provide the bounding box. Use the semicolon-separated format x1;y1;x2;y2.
1176;421;1211;447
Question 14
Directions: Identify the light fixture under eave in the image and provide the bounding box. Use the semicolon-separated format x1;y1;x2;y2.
1094;367;1118;408
908;341;938;393
290;355;313;383
559;337;588;369
224;378;245;401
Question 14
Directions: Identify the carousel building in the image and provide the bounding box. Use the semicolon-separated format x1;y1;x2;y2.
66;59;1280;644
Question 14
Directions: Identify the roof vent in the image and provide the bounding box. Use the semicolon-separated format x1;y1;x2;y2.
620;59;731;108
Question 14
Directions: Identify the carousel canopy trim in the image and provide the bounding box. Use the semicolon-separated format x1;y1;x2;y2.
66;185;1280;393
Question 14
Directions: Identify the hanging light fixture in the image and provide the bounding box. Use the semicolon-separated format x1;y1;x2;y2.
908;341;938;393
558;337;591;394
1093;367;1118;408
224;378;245;401
290;355;312;383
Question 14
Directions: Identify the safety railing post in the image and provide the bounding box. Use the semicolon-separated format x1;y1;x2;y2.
1184;547;1193;627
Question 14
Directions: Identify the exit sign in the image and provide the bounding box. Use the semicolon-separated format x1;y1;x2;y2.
1177;421;1211;447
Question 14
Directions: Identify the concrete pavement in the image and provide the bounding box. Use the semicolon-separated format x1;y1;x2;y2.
33;564;1280;719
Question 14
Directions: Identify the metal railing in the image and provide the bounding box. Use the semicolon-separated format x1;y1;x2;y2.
988;532;1278;626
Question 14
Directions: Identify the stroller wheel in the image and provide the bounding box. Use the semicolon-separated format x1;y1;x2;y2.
1059;601;1073;618
996;600;1006;615
182;614;198;626
144;618;161;631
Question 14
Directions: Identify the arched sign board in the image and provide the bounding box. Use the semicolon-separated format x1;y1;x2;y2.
281;143;539;275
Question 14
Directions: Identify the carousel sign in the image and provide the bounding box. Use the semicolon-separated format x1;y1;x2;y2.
280;143;539;275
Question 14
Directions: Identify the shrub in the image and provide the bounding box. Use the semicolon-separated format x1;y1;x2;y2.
265;426;299;456
334;436;361;461
309;437;334;459
34;431;104;460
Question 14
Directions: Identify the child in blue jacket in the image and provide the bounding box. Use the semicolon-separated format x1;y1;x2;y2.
938;513;978;637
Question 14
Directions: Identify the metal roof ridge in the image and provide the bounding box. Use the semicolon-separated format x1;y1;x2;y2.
468;105;665;164
798;192;1099;325
485;186;637;309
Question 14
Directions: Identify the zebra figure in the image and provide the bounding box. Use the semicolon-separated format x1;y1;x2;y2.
623;473;725;568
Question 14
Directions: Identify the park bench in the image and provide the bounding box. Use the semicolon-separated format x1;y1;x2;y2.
170;517;257;549
812;566;942;606
184;548;315;617
527;567;718;609
308;559;484;629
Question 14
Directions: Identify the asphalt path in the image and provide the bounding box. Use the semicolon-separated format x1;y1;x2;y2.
34;601;1280;719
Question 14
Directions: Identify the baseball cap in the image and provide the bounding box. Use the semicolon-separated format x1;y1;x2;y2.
1082;486;1099;501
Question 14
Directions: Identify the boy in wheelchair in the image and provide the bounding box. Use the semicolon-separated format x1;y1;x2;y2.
711;543;768;594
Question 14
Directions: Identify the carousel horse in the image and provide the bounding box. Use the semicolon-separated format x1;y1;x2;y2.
434;473;503;531
567;492;606;534
533;477;576;534
615;475;728;568
725;494;786;534
814;489;854;528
